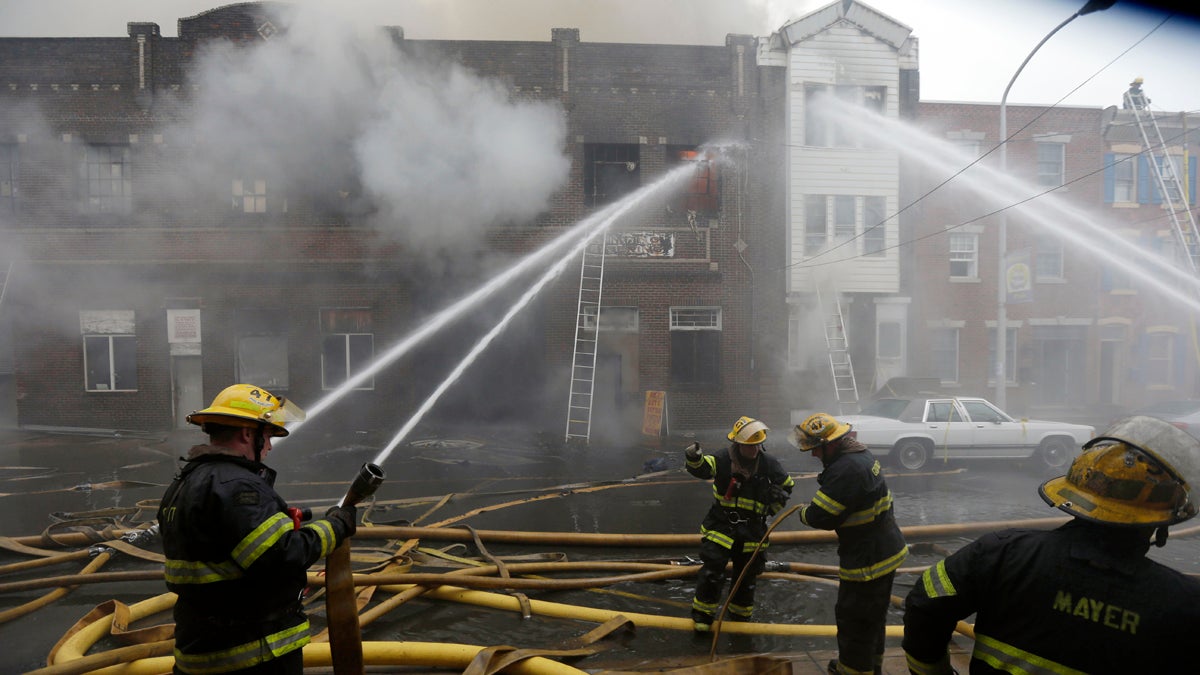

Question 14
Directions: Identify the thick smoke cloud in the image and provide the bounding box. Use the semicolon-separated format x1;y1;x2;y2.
176;3;569;247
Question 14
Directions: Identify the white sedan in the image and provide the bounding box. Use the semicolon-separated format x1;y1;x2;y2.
838;396;1095;471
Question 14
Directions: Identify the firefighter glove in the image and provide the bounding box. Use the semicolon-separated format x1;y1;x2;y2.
325;505;357;542
685;442;702;461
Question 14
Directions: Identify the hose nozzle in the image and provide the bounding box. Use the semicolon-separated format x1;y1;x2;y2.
339;462;385;508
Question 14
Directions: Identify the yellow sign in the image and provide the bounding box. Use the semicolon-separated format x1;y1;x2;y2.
642;390;666;436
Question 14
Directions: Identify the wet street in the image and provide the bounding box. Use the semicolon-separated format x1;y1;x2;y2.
2;424;1199;673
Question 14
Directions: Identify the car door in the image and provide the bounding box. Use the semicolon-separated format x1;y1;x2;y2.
959;398;1027;458
923;399;974;460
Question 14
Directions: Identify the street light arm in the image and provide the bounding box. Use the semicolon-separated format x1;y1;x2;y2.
1001;14;1079;107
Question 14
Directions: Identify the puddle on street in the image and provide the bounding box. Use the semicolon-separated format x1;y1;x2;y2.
2;427;1197;672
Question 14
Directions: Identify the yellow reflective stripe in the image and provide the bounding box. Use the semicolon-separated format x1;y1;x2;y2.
173;619;310;674
692;597;718;613
904;651;955;675
302;519;337;558
782;476;796;488
164;558;243;584
840;492;894;527
727;602;753;617
700;526;734;549
921;559;958;599
231;512;291;569
810;489;845;515
832;661;876;675
839;545;909;581
974;633;1087;675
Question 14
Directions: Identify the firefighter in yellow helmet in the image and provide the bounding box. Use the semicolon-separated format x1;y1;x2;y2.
903;415;1200;674
791;412;908;675
684;416;794;631
1124;75;1148;110
158;385;357;674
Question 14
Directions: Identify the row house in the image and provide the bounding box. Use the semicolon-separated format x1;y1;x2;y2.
911;99;1200;422
0;2;783;443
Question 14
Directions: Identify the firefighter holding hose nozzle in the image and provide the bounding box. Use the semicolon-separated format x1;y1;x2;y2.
685;416;794;631
902;415;1200;674
158;384;357;674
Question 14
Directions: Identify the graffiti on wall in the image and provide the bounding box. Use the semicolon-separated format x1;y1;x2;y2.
605;231;675;258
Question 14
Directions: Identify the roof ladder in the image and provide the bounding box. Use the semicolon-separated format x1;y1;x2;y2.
816;283;859;415
564;238;606;445
1126;88;1200;273
0;260;11;314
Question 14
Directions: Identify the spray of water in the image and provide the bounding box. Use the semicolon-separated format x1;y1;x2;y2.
817;96;1200;315
368;163;697;466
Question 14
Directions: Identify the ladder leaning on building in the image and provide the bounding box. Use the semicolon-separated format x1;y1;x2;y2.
1125;83;1200;272
815;283;860;415
564;239;607;445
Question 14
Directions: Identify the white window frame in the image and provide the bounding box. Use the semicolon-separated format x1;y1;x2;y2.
949;232;978;279
1035;233;1064;280
233;178;268;213
1037;142;1065;187
582;306;639;332
1113;153;1136;203
1146;330;1175;387
321;333;375;391
83;144;132;214
83;334;138;392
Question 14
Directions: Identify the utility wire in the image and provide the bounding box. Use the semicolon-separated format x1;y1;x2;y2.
772;12;1176;272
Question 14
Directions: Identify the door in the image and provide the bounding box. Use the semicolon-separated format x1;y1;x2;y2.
923;399;973;461
173;356;203;428
959;398;1027;458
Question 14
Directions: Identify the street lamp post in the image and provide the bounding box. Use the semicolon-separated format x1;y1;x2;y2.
995;0;1114;409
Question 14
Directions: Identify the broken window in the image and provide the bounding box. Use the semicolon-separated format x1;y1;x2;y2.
670;307;720;385
320;308;374;390
584;143;640;206
234;309;289;390
81;144;132;214
666;146;718;215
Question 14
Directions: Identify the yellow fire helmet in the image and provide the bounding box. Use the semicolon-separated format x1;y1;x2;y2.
1039;415;1200;527
727;416;769;445
186;384;307;438
789;412;852;451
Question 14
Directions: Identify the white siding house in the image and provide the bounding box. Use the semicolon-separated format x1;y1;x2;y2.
761;0;918;415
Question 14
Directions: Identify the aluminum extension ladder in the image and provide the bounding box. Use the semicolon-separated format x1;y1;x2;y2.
564;238;606;444
0;260;10;314
816;284;859;415
1126;87;1200;273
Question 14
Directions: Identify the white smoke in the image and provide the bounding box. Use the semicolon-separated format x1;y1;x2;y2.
173;2;570;248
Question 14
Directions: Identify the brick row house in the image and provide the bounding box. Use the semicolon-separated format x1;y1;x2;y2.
0;0;1196;443
0;2;785;443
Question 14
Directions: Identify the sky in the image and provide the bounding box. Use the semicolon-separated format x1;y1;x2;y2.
0;0;1196;112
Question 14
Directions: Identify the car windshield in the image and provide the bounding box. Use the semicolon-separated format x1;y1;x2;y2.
860;398;910;419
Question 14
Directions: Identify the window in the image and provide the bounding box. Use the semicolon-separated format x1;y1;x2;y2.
805;85;886;148
81;310;137;391
1146;331;1175;387
584;144;639;207
233;178;268;213
1113;153;1135;202
927;401;963;423
863;196;886;256
805;195;827;255
670;307;720;385
1035;232;1063;280
0;143;15;214
834;196;856;241
988;327;1018;384
582;306;639;332
82;144;132;214
961;399;1007;423
931;328;959;384
1036;142;1064;187
320;308;374;390
949;233;977;278
234;309;289;389
951;139;982;159
667;147;718;214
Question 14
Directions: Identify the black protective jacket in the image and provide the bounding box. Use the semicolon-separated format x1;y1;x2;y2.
799;438;907;580
903;519;1200;674
686;446;794;550
158;447;344;674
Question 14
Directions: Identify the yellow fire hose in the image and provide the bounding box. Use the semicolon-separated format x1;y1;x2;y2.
0;549;112;625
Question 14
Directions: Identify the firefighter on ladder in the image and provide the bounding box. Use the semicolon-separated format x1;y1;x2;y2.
1123;76;1149;110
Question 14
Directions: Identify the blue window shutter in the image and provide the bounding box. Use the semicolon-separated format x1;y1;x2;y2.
1103;153;1115;203
1138;155;1150;203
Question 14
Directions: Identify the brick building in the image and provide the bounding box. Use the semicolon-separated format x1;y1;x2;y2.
0;2;788;442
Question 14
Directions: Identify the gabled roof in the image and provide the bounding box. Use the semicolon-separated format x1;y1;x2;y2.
777;0;912;50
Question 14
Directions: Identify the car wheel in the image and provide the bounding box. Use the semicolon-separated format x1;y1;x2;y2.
1038;437;1074;470
894;439;929;471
